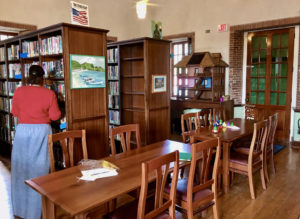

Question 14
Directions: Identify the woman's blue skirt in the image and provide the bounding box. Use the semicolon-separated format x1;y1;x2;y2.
11;124;51;219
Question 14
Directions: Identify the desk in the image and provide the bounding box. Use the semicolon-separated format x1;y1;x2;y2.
190;118;255;193
25;140;191;219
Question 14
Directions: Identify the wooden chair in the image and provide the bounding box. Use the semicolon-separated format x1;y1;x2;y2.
104;150;179;219
48;130;106;218
264;113;278;182
164;138;221;219
198;109;213;127
229;120;268;199
109;124;141;156
181;112;199;143
212;107;225;123
48;129;88;173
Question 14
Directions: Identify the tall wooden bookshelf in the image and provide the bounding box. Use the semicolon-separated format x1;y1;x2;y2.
108;38;170;145
0;23;109;159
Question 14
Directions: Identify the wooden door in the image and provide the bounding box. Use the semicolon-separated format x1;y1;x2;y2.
246;28;294;140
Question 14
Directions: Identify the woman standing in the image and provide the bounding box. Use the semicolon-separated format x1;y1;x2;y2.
11;65;61;219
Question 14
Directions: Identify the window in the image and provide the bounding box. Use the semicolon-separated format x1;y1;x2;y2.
163;32;195;97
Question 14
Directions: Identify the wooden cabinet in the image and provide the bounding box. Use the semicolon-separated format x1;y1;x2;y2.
175;52;228;101
0;23;109;159
108;38;170;145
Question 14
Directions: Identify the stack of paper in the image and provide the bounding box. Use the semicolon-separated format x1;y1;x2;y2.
79;167;118;181
226;125;240;130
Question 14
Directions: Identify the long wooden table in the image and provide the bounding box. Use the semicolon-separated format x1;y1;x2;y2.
190;118;255;193
25;140;191;219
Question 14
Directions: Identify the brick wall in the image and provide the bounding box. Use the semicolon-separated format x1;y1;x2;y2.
229;16;300;107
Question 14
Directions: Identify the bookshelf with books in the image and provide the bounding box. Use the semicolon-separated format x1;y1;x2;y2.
110;38;170;145
0;23;109;159
107;44;121;130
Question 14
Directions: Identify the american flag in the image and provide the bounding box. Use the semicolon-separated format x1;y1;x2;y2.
72;8;88;25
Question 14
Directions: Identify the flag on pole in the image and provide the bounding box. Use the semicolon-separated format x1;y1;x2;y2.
71;1;89;26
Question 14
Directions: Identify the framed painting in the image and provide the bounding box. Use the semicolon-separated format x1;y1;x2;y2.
152;75;166;93
70;54;106;89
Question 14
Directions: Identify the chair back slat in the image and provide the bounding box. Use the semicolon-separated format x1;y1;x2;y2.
248;120;268;163
110;124;141;156
48;129;87;173
138;151;179;219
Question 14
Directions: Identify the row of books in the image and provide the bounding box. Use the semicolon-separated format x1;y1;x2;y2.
109;110;120;125
0;47;5;61
22;40;39;57
107;48;118;63
0;65;7;78
8;82;22;96
40;35;62;55
45;81;65;100
108;95;120;109
0;97;9;112
42;59;64;78
109;81;119;95
0;82;7;95
108;66;119;80
8;45;19;60
9;63;22;79
0;126;9;142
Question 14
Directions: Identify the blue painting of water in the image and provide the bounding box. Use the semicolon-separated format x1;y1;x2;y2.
72;70;106;88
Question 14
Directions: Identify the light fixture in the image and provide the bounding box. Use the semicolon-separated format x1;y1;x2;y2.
136;0;147;19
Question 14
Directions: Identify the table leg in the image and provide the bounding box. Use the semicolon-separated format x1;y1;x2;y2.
222;142;232;193
42;196;55;219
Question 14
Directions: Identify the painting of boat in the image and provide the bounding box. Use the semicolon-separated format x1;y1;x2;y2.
70;54;106;89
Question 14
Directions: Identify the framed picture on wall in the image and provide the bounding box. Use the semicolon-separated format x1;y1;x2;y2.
70;54;106;89
152;75;166;93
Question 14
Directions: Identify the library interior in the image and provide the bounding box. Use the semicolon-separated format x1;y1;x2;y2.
1;0;300;218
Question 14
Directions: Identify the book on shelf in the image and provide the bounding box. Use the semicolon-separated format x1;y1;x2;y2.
109;110;120;125
8;81;22;96
22;40;39;58
0;65;7;78
108;65;119;80
107;48;118;63
42;59;64;78
9;63;21;79
0;97;10;112
108;95;119;109
40;35;62;55
8;45;19;60
0;47;5;61
45;81;65;100
109;81;119;95
0;81;7;95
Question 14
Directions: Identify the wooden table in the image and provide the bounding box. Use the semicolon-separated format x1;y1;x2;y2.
25;140;191;219
190;118;255;193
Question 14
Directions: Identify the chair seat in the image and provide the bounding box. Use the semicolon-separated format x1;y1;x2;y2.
229;151;261;166
164;178;213;202
103;196;169;219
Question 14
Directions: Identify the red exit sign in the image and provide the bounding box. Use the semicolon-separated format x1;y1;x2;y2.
218;24;228;32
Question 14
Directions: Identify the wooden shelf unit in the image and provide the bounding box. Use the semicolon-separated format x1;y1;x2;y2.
109;37;170;145
0;23;109;159
175;52;228;101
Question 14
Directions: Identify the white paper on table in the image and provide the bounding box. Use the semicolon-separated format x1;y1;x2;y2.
79;168;118;181
226;125;240;130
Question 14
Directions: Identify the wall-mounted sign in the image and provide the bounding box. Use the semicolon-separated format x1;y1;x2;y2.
71;1;89;26
218;24;228;32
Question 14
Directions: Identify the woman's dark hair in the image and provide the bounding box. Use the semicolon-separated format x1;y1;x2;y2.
27;65;45;85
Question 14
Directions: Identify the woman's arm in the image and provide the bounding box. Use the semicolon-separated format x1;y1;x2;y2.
49;91;61;121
